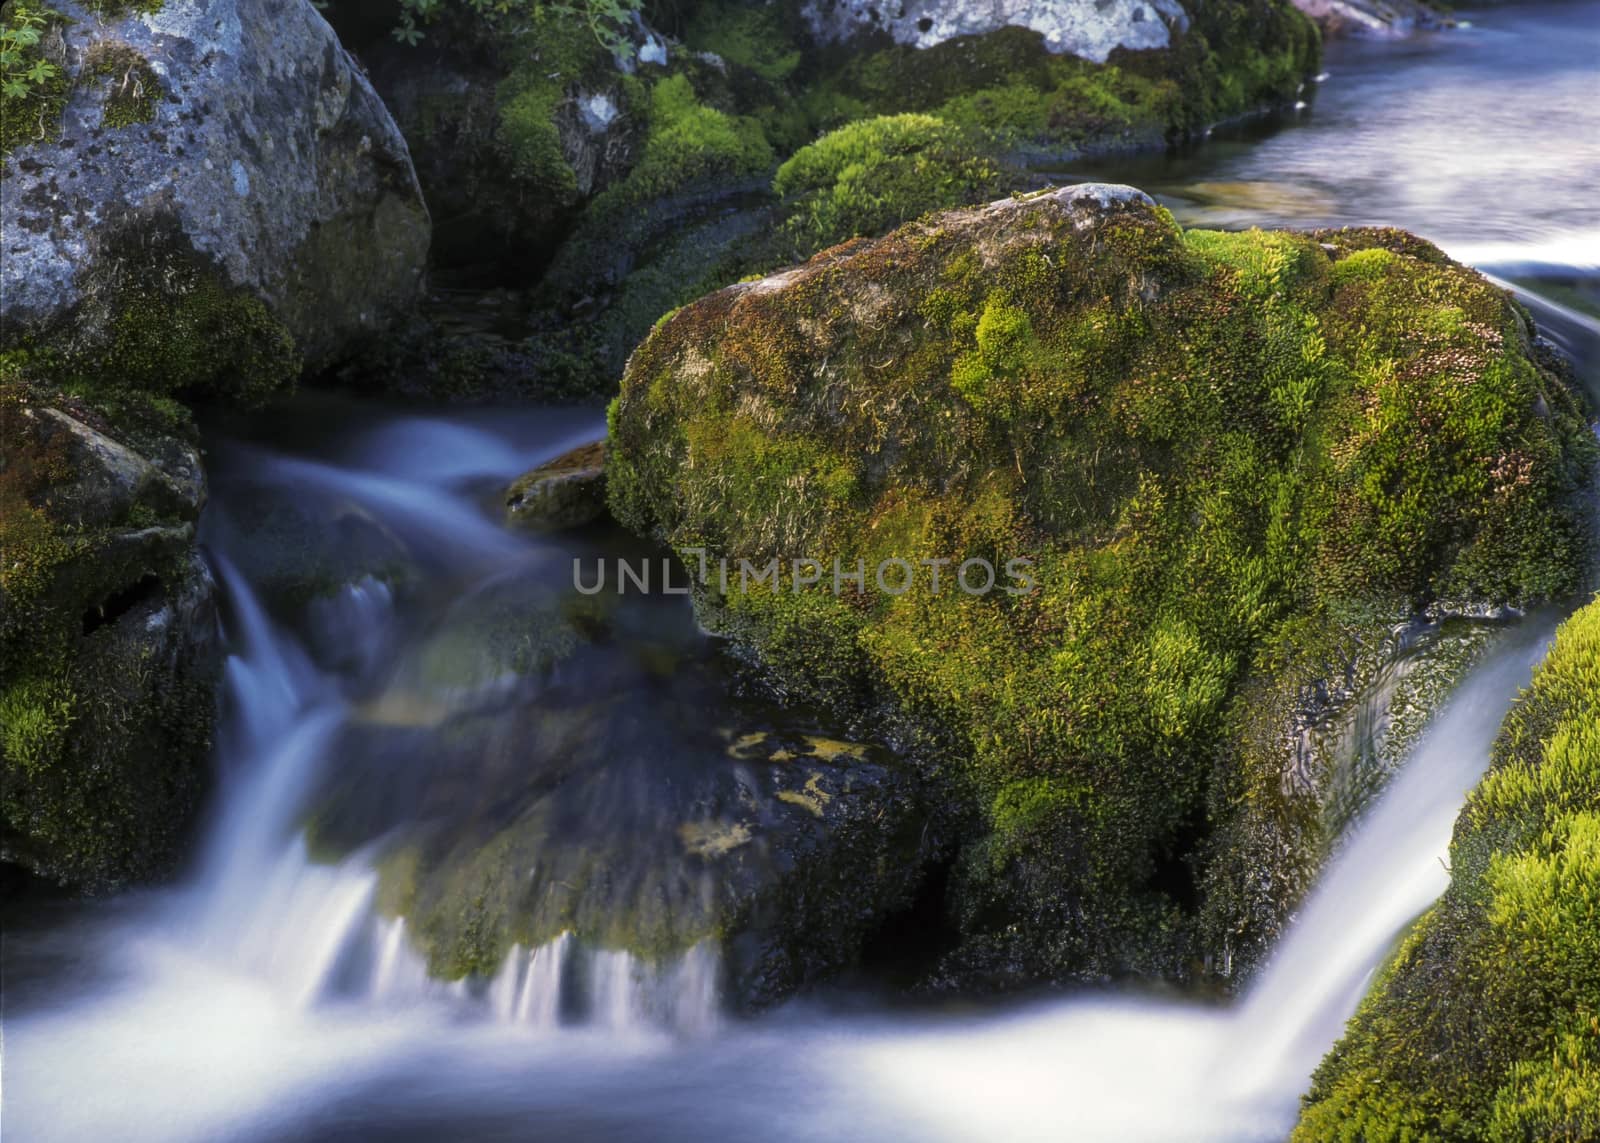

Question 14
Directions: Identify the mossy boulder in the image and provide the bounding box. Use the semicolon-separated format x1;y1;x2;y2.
1296;596;1600;1142
800;2;1318;158
0;0;430;390
607;184;1595;989
0;381;220;889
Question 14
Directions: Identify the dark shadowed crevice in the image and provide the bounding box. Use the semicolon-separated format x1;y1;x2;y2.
82;573;162;635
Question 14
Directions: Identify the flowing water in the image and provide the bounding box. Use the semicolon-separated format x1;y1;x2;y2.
6;4;1600;1139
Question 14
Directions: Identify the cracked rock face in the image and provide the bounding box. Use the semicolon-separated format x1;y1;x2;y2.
0;0;430;371
800;0;1190;63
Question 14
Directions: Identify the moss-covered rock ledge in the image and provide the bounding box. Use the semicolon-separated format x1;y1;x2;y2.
0;0;434;889
0;380;219;889
1297;596;1600;1141
608;184;1596;989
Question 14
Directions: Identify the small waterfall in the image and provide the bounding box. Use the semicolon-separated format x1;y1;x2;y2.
1222;621;1556;1105
484;934;721;1036
517;936;571;1026
489;934;574;1027
170;417;724;1037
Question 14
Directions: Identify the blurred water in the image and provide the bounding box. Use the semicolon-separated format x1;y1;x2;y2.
1066;1;1600;258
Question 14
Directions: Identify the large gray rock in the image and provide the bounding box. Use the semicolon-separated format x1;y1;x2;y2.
0;0;430;376
801;0;1190;63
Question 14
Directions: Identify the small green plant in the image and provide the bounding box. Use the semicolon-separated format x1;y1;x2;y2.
0;0;70;161
391;0;643;58
0;1;56;99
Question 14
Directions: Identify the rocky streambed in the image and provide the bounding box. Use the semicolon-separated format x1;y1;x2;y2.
4;1;1599;1141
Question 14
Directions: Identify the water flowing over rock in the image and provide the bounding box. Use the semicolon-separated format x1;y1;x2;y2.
801;0;1191;63
0;0;430;381
1296;599;1600;1139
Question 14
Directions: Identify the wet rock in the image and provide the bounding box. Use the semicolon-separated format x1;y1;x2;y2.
305;579;936;1011
203;472;413;615
0;0;430;393
0;390;221;889
505;441;609;531
1291;0;1450;38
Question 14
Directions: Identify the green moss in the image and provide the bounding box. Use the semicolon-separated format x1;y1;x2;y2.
599;72;773;210
91;273;297;404
492;7;614;202
83;39;158;127
608;195;1594;985
773;113;1002;259
800;5;1317;160
0;673;76;776
1;1;169;165
1297;599;1600;1141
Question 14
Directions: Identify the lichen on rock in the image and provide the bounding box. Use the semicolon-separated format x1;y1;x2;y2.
606;185;1595;988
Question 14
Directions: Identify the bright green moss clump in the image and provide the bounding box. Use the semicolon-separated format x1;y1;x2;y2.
608;190;1594;985
1297;599;1600;1142
597;72;773;211
773;114;1002;259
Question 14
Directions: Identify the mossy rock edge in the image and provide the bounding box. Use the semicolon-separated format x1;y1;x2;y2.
1296;596;1600;1142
